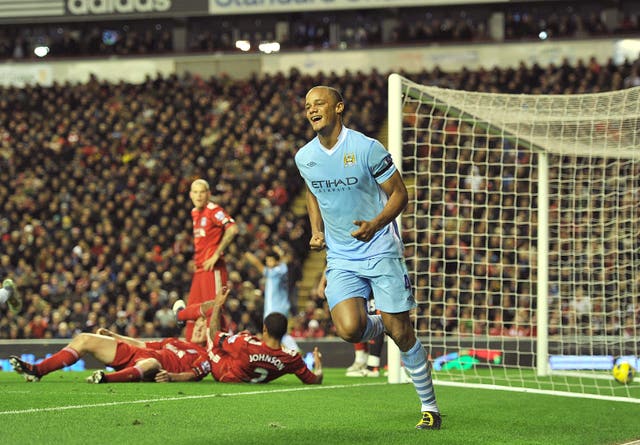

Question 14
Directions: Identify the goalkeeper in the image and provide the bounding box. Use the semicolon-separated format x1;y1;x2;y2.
294;85;441;430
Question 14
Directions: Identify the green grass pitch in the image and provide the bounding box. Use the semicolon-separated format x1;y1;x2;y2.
1;368;638;445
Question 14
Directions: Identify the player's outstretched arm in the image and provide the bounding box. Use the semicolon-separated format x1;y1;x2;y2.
311;346;323;384
273;245;291;264
155;370;201;383
244;252;265;273
208;286;231;338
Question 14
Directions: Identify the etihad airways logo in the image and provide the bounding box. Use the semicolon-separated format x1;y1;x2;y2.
310;177;358;192
67;0;171;14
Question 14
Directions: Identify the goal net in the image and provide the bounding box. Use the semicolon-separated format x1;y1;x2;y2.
387;73;640;402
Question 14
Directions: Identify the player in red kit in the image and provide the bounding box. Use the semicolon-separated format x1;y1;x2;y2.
10;317;212;384
209;315;322;384
176;287;323;384
181;178;238;341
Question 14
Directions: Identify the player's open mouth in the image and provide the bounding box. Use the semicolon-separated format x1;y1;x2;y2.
311;116;322;122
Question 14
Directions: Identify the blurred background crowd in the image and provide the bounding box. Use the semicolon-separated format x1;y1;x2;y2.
0;1;638;60
0;0;639;342
403;66;640;340
0;67;386;340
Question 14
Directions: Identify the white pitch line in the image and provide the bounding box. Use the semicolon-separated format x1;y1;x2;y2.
0;382;385;416
433;379;640;404
3;379;638;416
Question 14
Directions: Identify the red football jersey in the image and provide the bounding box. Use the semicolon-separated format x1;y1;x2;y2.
145;338;211;380
208;332;317;384
191;202;235;268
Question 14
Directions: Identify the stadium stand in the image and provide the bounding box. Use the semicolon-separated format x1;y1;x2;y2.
0;66;391;338
0;2;639;340
0;2;637;60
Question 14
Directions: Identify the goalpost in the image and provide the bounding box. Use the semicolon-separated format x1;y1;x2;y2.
387;73;639;401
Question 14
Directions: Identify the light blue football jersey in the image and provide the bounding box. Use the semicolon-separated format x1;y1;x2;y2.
295;127;404;261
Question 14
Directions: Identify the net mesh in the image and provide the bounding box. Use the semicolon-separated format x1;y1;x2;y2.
397;77;639;399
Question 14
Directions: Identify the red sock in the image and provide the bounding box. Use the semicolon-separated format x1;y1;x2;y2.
35;347;79;376
104;365;144;383
354;342;367;351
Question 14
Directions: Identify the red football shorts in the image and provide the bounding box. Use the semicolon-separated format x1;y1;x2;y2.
188;266;227;305
109;341;158;370
185;266;229;341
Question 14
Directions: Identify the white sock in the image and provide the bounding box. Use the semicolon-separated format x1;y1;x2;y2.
355;349;368;364
366;354;381;368
361;314;384;342
401;339;439;413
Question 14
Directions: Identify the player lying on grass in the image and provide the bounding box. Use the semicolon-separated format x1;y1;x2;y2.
168;287;323;384
9;316;212;383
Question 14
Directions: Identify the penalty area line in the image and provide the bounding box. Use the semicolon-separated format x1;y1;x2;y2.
0;382;386;416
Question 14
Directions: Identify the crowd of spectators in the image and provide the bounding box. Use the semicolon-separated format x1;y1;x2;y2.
400;56;640;341
0;1;638;60
0;21;174;60
1;31;639;343
0;66;390;340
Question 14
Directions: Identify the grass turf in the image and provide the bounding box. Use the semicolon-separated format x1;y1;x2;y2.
1;368;638;445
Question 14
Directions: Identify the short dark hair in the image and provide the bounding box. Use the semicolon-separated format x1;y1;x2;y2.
265;248;280;261
312;85;344;107
264;312;288;340
326;86;344;105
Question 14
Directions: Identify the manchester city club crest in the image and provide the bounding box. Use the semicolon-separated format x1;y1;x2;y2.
343;153;356;166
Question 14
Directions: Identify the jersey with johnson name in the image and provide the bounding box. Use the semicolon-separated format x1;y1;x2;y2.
295;126;404;261
191;202;235;268
208;331;316;384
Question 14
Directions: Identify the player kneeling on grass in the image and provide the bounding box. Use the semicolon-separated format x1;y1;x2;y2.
173;286;323;385
10;316;212;384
